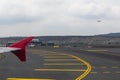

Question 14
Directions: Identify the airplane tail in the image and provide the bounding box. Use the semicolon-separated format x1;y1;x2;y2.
9;36;34;62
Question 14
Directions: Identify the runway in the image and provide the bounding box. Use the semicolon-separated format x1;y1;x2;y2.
0;47;120;80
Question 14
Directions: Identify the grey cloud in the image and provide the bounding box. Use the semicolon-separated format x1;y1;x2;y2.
0;0;119;37
0;16;43;25
67;0;120;20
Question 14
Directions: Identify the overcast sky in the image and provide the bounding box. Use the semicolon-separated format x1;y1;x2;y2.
0;0;120;37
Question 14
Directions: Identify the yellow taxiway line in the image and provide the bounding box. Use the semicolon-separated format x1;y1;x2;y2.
44;59;79;61
86;50;108;52
39;53;67;56
7;78;55;80
34;50;91;80
66;54;92;80
44;63;85;66
43;56;73;58
35;69;86;72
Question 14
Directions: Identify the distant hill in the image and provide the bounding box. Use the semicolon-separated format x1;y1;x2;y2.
0;33;120;41
97;33;120;37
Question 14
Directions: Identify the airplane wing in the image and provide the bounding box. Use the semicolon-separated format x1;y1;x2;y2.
0;36;34;62
0;47;21;53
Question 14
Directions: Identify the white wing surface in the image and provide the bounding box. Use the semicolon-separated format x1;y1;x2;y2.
0;47;21;53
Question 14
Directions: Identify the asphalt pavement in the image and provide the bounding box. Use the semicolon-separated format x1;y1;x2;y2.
0;47;119;80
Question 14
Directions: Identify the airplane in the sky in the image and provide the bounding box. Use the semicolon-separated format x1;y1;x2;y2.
0;36;34;62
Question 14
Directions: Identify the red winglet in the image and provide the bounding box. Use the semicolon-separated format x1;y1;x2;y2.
9;36;34;62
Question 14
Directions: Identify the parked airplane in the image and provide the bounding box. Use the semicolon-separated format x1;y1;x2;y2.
0;36;34;62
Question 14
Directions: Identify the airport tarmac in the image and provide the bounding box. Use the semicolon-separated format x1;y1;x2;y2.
0;47;120;80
